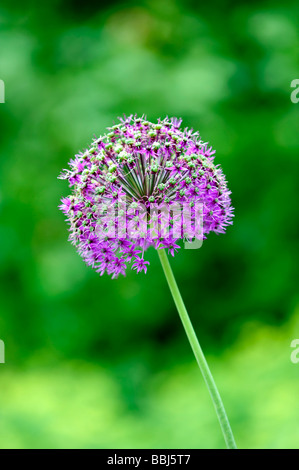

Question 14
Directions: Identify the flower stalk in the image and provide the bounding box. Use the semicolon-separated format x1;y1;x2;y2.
158;248;237;449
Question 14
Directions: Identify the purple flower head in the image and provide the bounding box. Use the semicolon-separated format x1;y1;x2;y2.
59;115;234;278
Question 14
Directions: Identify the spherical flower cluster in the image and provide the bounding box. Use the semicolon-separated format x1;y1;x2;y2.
59;115;234;278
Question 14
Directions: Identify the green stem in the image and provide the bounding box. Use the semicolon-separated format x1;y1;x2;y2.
158;248;237;449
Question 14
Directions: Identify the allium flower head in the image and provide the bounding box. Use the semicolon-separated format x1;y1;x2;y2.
59;115;234;278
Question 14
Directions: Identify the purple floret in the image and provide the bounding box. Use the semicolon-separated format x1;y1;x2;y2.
58;115;234;278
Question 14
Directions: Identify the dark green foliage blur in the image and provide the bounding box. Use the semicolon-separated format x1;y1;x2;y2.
0;0;298;449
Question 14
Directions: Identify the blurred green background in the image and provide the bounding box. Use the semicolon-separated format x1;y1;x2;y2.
0;0;298;449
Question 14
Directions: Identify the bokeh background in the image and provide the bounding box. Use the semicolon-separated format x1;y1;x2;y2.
0;0;298;449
